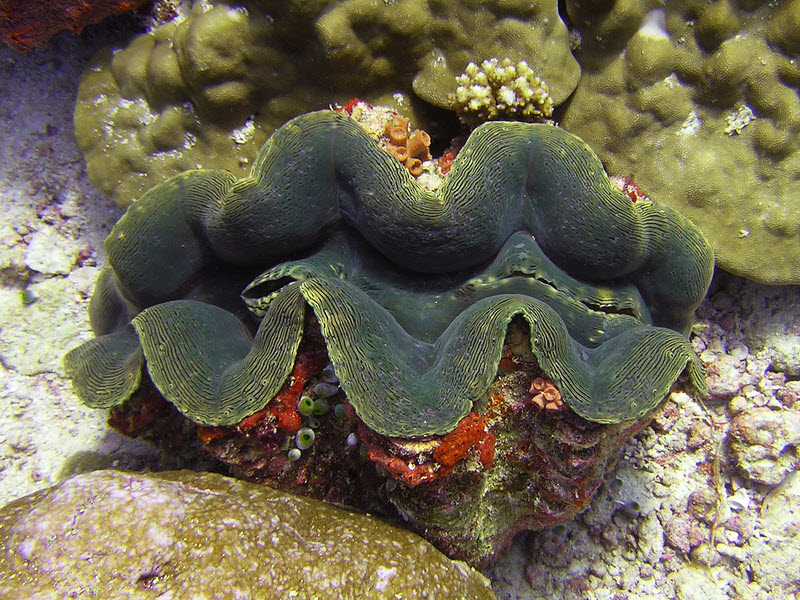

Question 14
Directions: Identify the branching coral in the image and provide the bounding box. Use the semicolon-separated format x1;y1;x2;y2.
450;58;554;124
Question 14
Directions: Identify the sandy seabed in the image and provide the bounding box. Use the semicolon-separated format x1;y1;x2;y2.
0;28;798;600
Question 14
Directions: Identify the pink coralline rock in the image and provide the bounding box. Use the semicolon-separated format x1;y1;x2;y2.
663;513;706;556
0;0;150;53
729;406;800;486
702;352;759;399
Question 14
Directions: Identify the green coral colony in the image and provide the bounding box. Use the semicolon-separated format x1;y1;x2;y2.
75;0;580;207
75;0;800;285
66;110;712;444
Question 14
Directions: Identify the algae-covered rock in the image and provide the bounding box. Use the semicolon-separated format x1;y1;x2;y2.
75;0;579;206
561;0;800;284
65;110;711;434
729;406;800;486
0;470;496;599
87;317;668;566
748;471;800;591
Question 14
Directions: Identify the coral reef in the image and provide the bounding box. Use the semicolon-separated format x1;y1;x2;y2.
7;32;800;598
0;0;149;52
64;109;712;564
0;470;496;598
73;0;579;206
560;0;800;284
450;58;554;125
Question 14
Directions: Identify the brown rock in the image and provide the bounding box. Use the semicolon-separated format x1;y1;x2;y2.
0;470;496;599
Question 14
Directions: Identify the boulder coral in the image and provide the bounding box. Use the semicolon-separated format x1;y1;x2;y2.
0;470;496;599
64;110;713;563
70;0;800;285
73;0;580;206
561;0;800;284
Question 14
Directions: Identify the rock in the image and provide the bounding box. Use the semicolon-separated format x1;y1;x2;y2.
746;472;800;594
759;472;800;541
638;512;664;564
729;407;800;485
672;565;728;600
23;228;75;274
0;470;495;599
703;353;756;399
738;282;800;376
664;512;707;556
664;513;693;555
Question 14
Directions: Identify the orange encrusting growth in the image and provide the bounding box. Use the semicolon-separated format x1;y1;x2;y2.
382;115;432;177
355;411;496;487
528;376;563;411
196;351;328;443
366;446;438;487
0;0;150;53
433;412;495;472
267;351;329;434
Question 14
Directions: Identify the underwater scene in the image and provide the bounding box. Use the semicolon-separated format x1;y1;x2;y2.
0;1;798;598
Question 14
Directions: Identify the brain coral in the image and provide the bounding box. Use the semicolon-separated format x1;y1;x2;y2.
74;0;579;206
561;0;800;284
65;110;712;440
